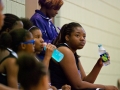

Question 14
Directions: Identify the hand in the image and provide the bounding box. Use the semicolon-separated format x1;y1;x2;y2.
97;52;110;67
104;85;118;90
61;84;71;90
97;57;103;67
44;43;56;59
49;85;57;90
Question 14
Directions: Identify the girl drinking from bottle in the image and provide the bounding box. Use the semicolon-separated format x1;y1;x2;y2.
21;18;71;90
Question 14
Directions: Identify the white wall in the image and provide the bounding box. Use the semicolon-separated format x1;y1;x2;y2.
25;0;40;18
2;0;25;17
2;0;39;18
54;0;120;86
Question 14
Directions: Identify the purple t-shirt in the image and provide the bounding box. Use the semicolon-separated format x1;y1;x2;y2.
30;10;58;60
30;10;58;43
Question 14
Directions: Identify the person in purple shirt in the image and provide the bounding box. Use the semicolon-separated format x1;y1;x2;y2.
30;0;64;60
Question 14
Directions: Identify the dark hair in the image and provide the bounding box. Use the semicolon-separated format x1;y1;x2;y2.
20;18;40;32
21;18;33;30
0;29;31;52
29;26;40;33
38;0;63;10
17;52;47;90
0;13;21;34
9;29;31;52
0;32;12;48
53;22;82;45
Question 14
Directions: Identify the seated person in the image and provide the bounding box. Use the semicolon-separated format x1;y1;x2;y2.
17;52;49;90
0;28;35;88
0;31;18;88
21;18;71;90
21;18;55;70
17;52;71;90
49;22;118;90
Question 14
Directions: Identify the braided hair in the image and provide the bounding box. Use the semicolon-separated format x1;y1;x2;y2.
53;22;82;45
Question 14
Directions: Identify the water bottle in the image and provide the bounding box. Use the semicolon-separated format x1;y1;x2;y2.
44;45;64;62
98;44;110;66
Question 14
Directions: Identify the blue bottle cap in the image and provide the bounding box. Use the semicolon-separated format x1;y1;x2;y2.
98;44;102;47
43;46;46;51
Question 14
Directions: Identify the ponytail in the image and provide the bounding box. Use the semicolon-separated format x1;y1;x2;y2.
53;24;68;45
0;32;12;49
53;22;82;46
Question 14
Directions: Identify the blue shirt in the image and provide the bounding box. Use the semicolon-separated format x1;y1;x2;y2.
30;10;58;60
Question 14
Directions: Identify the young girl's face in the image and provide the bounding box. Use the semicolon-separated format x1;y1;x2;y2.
67;26;86;49
0;1;5;29
31;29;44;53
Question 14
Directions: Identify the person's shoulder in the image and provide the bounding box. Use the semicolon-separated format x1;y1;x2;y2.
5;57;16;65
2;57;17;70
57;45;73;55
31;13;42;20
31;10;43;20
4;48;17;64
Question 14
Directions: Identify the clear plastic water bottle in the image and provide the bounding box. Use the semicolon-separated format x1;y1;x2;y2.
44;45;64;62
98;44;110;66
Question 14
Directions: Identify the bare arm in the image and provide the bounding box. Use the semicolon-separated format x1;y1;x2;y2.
5;58;18;88
0;84;17;90
82;58;103;83
61;84;71;90
58;47;117;90
78;59;86;80
83;52;110;83
43;43;55;69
